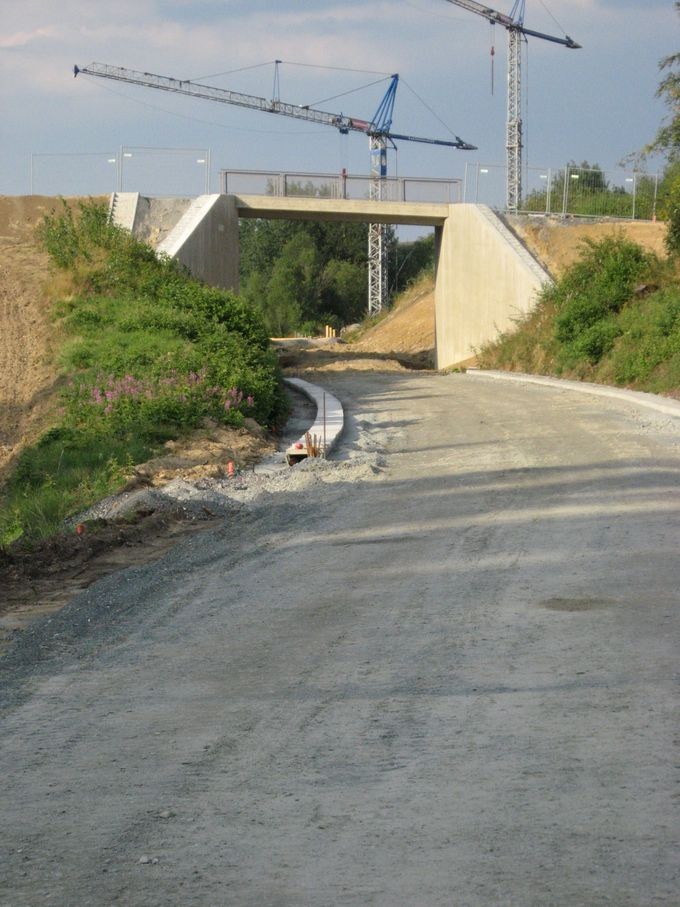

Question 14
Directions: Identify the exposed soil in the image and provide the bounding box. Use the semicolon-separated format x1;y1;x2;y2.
0;196;64;480
350;275;436;365
508;216;668;277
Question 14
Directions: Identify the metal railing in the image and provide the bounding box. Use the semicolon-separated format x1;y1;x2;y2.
463;162;660;220
219;169;461;204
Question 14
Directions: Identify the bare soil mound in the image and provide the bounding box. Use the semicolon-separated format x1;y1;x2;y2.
0;196;109;479
0;196;61;478
509;217;667;277
350;275;435;365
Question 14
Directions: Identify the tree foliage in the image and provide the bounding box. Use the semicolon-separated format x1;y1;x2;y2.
240;218;384;335
644;2;680;163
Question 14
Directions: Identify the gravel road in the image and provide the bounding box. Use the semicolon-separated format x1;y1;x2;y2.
1;371;679;906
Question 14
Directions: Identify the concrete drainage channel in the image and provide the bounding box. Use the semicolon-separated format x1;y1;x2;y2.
73;379;345;522
254;378;344;474
283;378;344;465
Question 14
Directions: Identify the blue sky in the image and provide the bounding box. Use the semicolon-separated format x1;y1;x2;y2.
1;0;677;199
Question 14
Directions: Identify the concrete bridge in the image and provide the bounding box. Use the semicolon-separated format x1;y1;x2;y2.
110;192;551;369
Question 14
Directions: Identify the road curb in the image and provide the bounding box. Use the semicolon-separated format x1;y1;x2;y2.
465;369;680;420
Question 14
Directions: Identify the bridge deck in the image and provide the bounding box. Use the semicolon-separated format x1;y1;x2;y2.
233;194;450;226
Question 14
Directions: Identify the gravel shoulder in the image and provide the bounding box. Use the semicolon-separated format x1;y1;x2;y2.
1;370;679;906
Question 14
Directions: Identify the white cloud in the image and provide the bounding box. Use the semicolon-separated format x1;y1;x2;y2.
0;26;57;48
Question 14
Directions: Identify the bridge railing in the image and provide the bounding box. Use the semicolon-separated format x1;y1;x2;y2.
219;169;461;204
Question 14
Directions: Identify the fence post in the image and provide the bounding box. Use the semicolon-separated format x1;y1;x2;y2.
632;172;637;221
653;173;659;222
562;163;569;216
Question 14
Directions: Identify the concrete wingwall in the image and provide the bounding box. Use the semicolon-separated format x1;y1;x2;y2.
157;194;240;291
434;205;552;369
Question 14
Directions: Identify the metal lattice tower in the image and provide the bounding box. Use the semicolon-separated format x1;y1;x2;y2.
506;26;523;212
441;0;579;212
368;135;389;315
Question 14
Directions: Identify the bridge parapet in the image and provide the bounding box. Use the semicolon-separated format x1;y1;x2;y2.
220;169;461;205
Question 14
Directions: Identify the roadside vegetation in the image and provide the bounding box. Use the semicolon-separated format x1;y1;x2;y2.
0;200;284;549
476;234;680;394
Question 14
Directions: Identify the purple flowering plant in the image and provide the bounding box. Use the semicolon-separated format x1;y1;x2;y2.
64;368;255;437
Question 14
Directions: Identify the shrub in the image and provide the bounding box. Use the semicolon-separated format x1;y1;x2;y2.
546;236;656;366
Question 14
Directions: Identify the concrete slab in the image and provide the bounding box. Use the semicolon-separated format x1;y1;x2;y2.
157;194;239;290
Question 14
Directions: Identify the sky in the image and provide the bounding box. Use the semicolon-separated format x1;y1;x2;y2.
1;0;677;204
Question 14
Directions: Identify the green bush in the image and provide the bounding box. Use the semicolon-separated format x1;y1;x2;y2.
547;236;656;366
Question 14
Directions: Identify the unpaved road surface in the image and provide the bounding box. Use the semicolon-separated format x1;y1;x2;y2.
1;372;679;906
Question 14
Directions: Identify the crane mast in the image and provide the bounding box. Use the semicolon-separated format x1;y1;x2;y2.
440;0;579;211
74;62;475;315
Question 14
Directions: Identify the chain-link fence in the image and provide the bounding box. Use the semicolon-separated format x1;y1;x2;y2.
29;151;657;221
463;162;659;220
30;146;211;197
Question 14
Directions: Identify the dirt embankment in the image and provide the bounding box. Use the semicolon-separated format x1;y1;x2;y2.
509;217;668;277
0;196;65;478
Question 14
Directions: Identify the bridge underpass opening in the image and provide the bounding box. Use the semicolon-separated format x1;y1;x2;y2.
112;192;551;369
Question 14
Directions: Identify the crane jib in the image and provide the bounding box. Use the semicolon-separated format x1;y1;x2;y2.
73;62;476;149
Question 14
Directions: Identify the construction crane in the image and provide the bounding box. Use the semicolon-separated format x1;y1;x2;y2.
74;62;476;315
440;0;580;211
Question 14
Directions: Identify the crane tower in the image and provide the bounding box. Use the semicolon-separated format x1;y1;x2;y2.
441;0;580;211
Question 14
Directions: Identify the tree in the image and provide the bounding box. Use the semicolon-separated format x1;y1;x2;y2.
643;2;680;163
637;3;680;252
239;217;375;332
